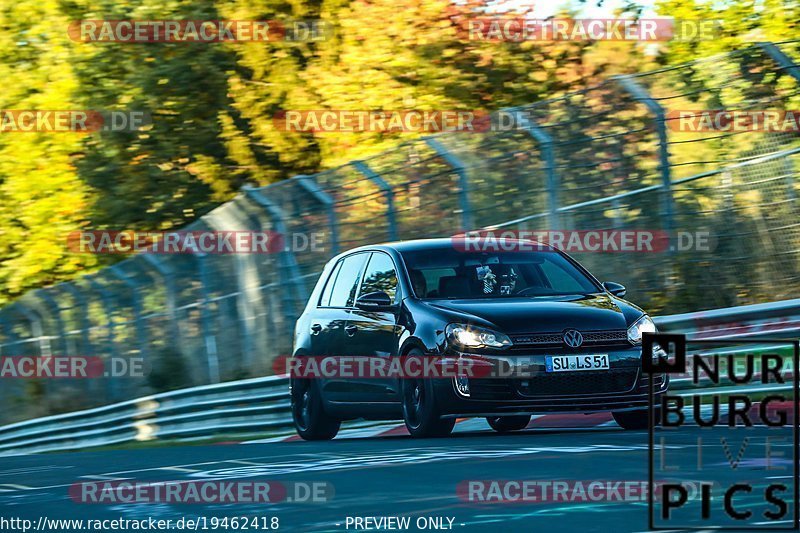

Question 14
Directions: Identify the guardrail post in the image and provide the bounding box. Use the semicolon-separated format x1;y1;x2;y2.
109;265;149;364
758;42;800;82
352;160;399;241
34;289;66;356
424;137;473;231
191;252;220;384
616;75;676;250
243;187;307;322
140;254;181;354
294;175;340;255
513;108;560;230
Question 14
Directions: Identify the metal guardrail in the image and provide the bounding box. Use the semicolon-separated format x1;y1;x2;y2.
1;298;798;456
655;297;800;339
0;376;290;455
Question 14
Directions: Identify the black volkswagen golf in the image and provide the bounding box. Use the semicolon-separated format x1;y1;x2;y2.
290;238;667;440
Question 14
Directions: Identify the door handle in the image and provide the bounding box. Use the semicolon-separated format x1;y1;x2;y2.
310;323;322;335
344;325;358;336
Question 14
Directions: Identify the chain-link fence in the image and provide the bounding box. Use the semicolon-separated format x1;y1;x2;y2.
1;41;799;424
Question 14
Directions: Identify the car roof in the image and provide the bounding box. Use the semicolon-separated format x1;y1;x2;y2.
345;237;555;254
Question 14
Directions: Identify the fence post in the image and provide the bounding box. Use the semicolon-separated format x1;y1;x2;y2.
243;186;307;319
140;254;181;354
616;75;676;248
15;301;49;358
202;212;257;373
0;310;23;355
109;265;149;363
0;314;7;357
294;175;340;255
34;289;66;356
191;252;220;384
61;282;92;357
756;43;800;209
758;42;800;82
424;137;472;231
352;160;399;241
513;108;560;230
84;275;118;407
14;302;51;408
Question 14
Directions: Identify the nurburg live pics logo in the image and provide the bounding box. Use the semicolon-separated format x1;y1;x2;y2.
643;332;800;530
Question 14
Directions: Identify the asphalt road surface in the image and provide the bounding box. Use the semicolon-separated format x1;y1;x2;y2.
1;417;795;533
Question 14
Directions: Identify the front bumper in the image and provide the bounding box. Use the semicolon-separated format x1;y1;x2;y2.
432;346;669;417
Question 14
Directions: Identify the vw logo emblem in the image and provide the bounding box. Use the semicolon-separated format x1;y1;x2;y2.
563;329;584;348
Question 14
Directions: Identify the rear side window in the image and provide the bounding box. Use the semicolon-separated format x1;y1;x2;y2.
359;252;398;301
318;261;343;307
325;253;369;308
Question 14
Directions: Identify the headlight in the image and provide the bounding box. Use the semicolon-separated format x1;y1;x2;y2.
627;314;656;345
446;323;512;349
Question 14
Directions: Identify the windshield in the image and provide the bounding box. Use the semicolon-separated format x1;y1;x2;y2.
400;248;601;299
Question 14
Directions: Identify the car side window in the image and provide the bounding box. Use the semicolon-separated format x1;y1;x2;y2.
318;260;343;307
359;252;398;301
327;253;369;308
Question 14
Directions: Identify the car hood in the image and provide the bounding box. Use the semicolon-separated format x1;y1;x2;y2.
424;293;641;333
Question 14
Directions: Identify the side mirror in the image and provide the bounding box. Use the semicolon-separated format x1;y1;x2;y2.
602;281;626;298
355;291;395;311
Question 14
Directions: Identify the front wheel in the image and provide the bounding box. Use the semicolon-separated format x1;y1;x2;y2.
612;408;660;430
401;361;455;438
487;415;531;432
291;378;340;440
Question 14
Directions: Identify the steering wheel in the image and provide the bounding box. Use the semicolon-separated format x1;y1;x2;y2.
515;286;549;296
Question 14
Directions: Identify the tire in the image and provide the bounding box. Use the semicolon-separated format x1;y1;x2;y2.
291;378;340;440
612;408;660;430
487;415;531;432
401;350;455;438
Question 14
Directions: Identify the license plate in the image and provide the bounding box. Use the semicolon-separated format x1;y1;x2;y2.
545;354;610;372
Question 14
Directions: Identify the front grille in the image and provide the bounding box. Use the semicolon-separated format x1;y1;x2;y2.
468;368;640;400
510;329;629;349
517;368;638;396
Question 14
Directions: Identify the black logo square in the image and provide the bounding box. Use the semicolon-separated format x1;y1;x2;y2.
642;332;686;374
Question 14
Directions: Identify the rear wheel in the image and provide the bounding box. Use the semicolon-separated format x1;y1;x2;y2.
291;378;340;440
401;351;455;438
487;415;531;432
612;408;659;430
